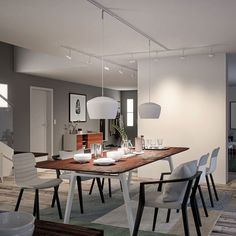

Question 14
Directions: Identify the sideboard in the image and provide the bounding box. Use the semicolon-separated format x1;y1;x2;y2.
63;132;103;151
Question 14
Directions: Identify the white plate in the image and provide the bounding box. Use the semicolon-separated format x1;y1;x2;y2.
133;151;145;155
94;158;115;166
122;153;136;159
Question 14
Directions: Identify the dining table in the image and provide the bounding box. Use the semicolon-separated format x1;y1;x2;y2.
36;147;189;235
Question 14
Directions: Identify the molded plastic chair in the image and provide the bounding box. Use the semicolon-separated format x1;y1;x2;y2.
133;161;202;236
13;153;62;220
205;147;220;207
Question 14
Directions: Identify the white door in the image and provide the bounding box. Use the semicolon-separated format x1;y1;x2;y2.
30;87;53;156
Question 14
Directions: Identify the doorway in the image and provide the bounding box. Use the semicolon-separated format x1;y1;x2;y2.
30;87;53;157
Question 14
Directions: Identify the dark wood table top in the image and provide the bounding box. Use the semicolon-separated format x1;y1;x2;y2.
36;147;188;175
33;219;103;236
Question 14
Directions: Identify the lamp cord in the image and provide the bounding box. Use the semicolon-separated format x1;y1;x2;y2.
101;10;104;97
148;39;151;103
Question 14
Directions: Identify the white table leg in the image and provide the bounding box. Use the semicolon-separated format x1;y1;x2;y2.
127;171;133;190
64;173;76;224
119;173;134;235
166;156;174;172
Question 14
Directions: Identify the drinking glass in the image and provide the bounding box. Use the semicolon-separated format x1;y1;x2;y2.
157;138;163;147
151;139;156;148
94;144;103;158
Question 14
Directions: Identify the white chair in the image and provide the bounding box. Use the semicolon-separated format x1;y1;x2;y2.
205;147;220;207
13;153;62;220
133;160;201;236
197;153;209;217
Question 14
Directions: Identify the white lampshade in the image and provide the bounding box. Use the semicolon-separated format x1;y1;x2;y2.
87;96;118;119
139;102;161;119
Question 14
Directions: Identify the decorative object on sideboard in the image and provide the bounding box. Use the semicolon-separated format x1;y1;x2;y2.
139;40;161;119
69;93;87;122
64;122;81;134
87;10;118;119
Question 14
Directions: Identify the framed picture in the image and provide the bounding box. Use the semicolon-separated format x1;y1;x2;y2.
230;101;236;129
69;93;87;122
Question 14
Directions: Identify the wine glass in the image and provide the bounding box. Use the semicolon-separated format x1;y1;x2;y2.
157;138;163;147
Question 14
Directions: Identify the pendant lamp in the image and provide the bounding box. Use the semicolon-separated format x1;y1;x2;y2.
139;40;161;119
87;10;118;119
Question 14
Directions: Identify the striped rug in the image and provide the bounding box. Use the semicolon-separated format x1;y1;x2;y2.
211;211;236;235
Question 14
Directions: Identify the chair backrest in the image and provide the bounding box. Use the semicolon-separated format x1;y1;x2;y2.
12;153;37;186
208;147;220;174
197;153;209;184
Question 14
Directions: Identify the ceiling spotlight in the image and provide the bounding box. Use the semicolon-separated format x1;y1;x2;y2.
129;54;136;64
66;49;72;60
87;56;92;64
118;69;123;74
153;51;159;62
104;66;110;71
180;49;185;60
208;47;215;58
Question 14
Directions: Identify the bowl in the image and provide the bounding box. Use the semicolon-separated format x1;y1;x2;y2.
106;151;123;161
73;153;92;163
0;211;35;236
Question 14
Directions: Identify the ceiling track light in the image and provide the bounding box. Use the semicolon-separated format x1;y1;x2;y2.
208;47;215;58
66;48;72;60
180;49;185;60
118;69;123;74
129;54;136;64
104;66;110;71
153;51;159;62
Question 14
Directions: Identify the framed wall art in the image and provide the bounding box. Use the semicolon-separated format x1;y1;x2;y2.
69;93;87;122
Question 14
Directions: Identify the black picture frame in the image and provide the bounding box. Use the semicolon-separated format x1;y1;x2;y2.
69;93;87;122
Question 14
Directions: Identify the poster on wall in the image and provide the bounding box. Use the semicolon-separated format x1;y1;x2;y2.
69;93;87;122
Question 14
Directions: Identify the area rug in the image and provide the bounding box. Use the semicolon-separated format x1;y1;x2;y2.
211;211;236;235
93;200;221;235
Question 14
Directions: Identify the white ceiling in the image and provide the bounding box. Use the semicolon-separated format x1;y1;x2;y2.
1;0;236;89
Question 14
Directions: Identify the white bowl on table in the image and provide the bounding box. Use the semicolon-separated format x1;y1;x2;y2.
106;151;123;161
0;211;35;236
73;153;92;163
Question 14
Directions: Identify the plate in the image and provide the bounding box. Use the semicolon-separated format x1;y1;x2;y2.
145;147;170;150
122;153;136;159
93;158;115;166
133;151;145;155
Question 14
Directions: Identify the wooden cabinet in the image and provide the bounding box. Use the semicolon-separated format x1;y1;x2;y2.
63;133;103;151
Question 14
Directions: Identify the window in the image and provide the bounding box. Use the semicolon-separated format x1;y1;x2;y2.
0;83;8;107
127;99;134;127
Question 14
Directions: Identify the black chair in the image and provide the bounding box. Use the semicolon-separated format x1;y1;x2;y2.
132;170;202;236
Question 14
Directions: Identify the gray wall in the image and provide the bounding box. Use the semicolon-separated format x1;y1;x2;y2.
121;90;137;144
0;42;120;154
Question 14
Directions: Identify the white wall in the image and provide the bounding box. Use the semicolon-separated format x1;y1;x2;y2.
138;54;227;184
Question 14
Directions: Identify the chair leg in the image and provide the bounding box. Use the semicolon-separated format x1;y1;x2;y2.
206;175;214;207
54;186;63;219
33;192;37;216
101;178;105;190
190;200;201;236
194;198;202;227
181;206;190;236
76;176;84;214
15;188;24;211
152;208;159;231
89;178;95;195
96;178;105;203
35;189;40;220
210;173;219;201
120;180;123;192
132;202;144;236
198;185;208;217
166;209;171;223
108;178;112;198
